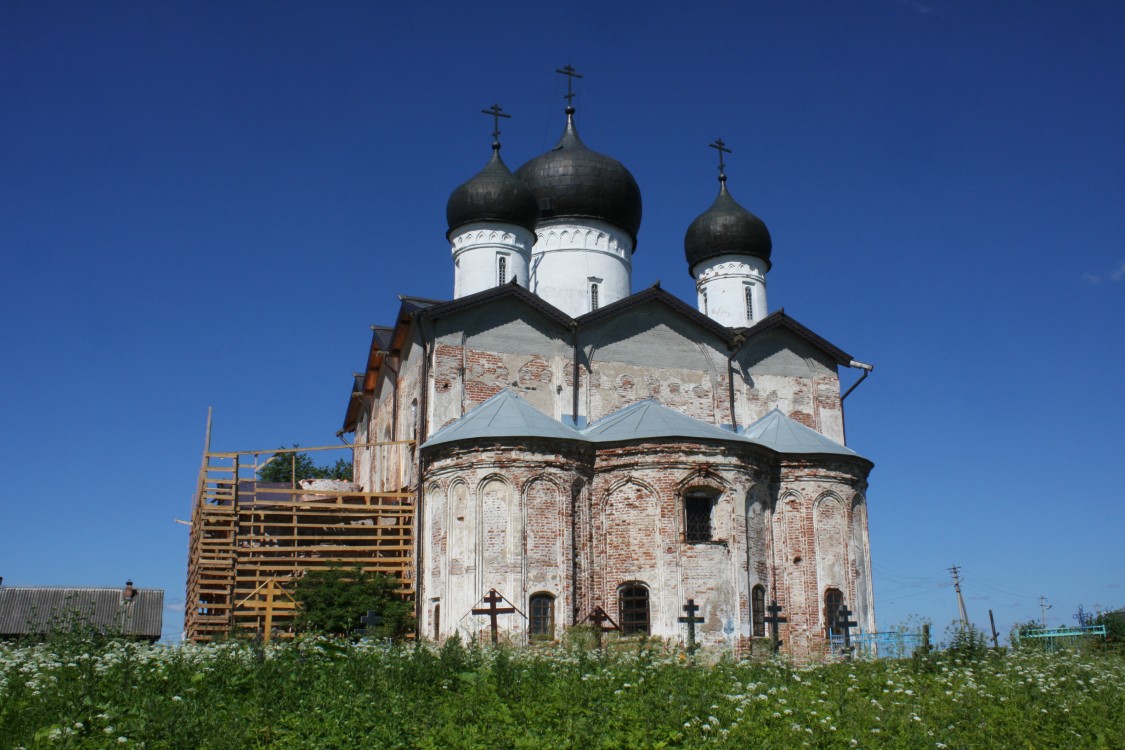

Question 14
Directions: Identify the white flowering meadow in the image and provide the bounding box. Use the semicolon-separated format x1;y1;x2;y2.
1;635;1122;748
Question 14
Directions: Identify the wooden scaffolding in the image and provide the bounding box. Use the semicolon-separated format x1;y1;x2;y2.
184;418;415;642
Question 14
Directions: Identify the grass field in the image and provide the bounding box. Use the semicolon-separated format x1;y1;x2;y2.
2;635;1122;749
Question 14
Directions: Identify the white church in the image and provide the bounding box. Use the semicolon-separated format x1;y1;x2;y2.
342;76;876;656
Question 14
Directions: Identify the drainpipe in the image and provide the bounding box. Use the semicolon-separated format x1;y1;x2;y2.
726;332;747;432
413;315;433;638
839;360;873;445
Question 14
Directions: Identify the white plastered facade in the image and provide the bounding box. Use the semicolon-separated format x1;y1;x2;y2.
693;253;769;327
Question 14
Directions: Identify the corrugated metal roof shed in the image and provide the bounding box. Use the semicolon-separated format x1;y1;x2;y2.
0;585;164;640
741;408;864;458
422;389;583;449
582;399;743;444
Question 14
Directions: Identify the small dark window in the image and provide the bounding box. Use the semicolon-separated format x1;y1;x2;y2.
752;585;766;637
433;604;440;640
684;491;714;542
619;584;650;635
702;291;708;316
529;593;555;638
745;286;754;322
498;256;507;285
825;588;844;636
590;283;599;311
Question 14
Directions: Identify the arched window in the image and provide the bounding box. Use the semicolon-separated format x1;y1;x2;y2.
590;283;600;311
619;583;650;635
498;256;507;285
529;593;555;638
824;588;844;636
752;585;766;637
433;604;440;640
683;488;718;543
702;290;708;316
745;285;754;323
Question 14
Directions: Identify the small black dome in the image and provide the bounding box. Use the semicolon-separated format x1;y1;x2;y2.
684;182;772;272
516;112;642;245
446;147;540;238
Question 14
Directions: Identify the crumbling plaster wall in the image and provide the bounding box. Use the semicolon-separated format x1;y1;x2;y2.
735;328;844;441
770;458;873;655
419;440;590;642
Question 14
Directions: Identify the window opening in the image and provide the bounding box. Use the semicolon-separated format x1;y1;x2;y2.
619;583;650;635
498;256;507;285
745;286;754;322
590;283;599;311
752;585;766;637
702;291;708;316
825;588;844;636
684;490;715;543
529;593;555;638
433;604;440;640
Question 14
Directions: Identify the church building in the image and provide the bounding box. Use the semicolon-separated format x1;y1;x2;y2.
342;75;876;655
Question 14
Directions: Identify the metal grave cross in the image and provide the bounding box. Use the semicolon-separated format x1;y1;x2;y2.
480;103;511;147
355;609;383;637
471;588;516;644
709;138;732;182
763;600;787;654
581;605;620;649
556;64;583;107
678;599;705;653
836;605;859;655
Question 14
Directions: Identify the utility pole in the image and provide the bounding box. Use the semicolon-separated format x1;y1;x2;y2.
949;565;969;627
1039;596;1052;627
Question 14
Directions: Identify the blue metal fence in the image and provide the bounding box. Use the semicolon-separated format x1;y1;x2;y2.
829;631;925;659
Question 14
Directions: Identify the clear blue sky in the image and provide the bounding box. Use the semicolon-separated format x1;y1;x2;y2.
2;1;1122;643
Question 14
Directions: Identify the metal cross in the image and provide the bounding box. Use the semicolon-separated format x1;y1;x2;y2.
480;103;511;147
471;588;516;644
581;605;620;649
836;605;859;656
556;64;583;107
709;138;732;182
678;598;705;653
355;609;383;636
763;600;787;654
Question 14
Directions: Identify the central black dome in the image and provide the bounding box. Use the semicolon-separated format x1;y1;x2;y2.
515;111;642;245
446;147;540;238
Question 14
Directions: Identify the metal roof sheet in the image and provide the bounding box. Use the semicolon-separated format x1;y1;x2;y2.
582;399;742;444
421;390;583;449
741;408;863;458
0;586;164;639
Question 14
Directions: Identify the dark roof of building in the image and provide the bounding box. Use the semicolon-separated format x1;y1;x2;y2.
577;283;734;345
684;181;772;271
419;280;575;329
737;309;854;365
446;146;540;237
0;585;163;639
516;109;642;244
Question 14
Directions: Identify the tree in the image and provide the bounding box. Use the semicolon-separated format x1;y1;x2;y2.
292;563;414;639
257;446;352;485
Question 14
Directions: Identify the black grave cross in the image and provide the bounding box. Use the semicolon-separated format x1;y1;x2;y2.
678;599;705;653
556;64;584;108
355;610;383;637
763;600;788;655
480;103;511;147
836;605;859;656
581;605;620;649
709;138;732;183
471;588;516;645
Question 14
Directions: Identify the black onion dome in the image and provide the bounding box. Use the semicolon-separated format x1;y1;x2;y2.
515;112;642;245
684;182;772;272
446;147;540;238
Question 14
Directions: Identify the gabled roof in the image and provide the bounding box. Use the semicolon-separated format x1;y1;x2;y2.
0;586;164;640
418;280;574;329
582;399;742;444
577;283;734;345
736;309;854;365
421;389;583;450
741;408;863;458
